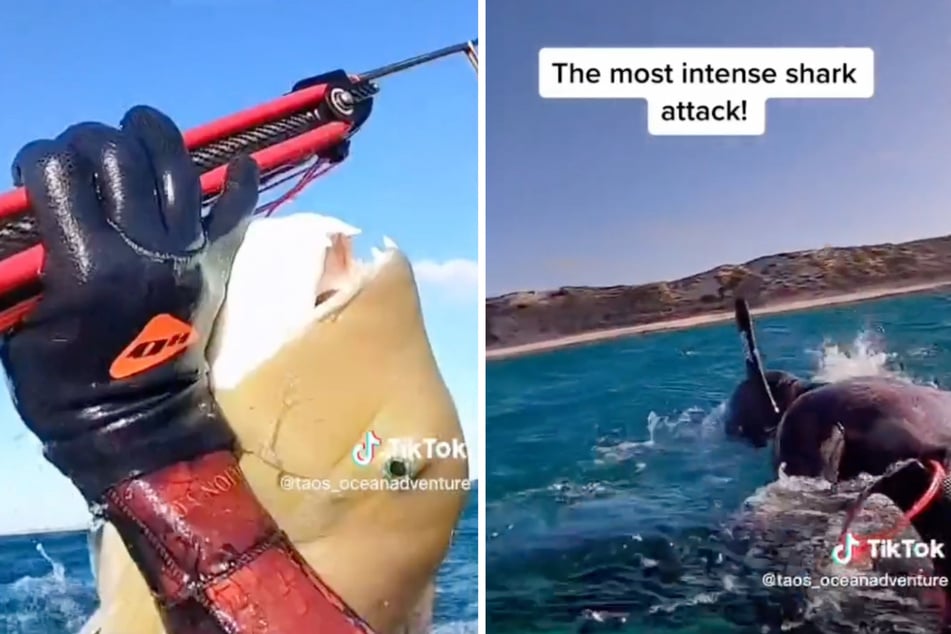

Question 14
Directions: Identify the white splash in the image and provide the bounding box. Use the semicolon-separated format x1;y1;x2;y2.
810;329;899;383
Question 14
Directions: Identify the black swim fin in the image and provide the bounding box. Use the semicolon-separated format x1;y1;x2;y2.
734;297;781;417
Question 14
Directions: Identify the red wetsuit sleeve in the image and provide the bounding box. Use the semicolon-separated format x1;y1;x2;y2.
103;450;373;634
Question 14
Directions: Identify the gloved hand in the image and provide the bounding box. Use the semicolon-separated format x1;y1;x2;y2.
1;106;370;634
5;106;254;492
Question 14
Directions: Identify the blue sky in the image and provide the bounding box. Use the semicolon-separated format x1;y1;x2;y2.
487;0;951;295
0;0;476;532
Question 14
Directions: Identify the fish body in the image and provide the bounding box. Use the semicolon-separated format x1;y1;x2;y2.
82;213;469;634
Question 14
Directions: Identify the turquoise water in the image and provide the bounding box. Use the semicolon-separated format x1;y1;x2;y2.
0;491;477;633
487;291;951;633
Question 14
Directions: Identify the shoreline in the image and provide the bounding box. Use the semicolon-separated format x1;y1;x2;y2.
486;280;951;361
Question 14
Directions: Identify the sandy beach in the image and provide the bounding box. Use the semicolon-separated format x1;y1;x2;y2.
486;280;951;361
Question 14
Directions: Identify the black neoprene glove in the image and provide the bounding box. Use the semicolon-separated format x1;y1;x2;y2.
2;106;255;498
0;107;371;634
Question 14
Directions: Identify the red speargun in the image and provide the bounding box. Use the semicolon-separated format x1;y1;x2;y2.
0;38;478;332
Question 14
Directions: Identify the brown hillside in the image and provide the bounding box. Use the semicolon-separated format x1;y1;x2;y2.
486;236;951;349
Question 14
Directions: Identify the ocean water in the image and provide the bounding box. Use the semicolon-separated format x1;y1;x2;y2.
487;290;951;634
0;487;477;634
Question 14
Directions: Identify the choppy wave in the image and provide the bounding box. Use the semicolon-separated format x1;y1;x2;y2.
0;492;478;634
487;292;951;633
0;535;96;634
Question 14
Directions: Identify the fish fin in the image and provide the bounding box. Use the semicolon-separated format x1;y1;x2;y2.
87;521;102;587
820;422;846;484
77;608;102;634
399;581;435;634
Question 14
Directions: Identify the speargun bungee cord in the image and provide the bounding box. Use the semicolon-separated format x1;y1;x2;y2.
0;38;478;332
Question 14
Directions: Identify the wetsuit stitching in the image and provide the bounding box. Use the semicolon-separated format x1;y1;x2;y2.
161;528;285;608
104;486;374;632
105;488;183;585
105;487;232;633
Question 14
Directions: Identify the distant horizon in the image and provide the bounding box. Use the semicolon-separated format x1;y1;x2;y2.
0;523;90;538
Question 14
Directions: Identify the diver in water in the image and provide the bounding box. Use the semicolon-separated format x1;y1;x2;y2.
1;107;369;633
724;298;951;480
724;299;951;624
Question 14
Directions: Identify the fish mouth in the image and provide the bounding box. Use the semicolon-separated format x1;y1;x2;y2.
209;213;402;392
314;289;337;306
310;229;399;321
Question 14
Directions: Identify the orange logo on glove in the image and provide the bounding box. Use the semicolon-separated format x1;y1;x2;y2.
109;314;197;379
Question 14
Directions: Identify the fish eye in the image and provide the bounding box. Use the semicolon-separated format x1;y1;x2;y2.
387;458;407;477
383;456;418;480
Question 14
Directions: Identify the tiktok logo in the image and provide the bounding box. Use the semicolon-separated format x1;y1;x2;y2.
352;431;382;467
832;532;861;565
